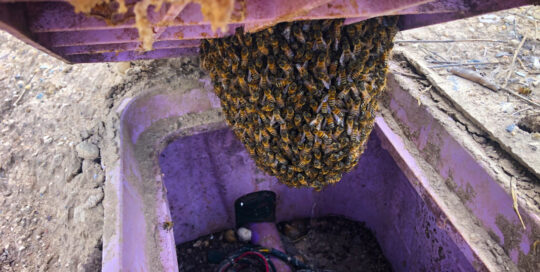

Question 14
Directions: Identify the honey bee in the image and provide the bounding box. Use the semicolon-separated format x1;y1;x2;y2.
302;111;312;123
275;77;292;88
314;129;328;142
162;221;174;231
297;174;308;186
291;25;305;43
279;165;287;175
275;92;285;108
337;88;349;101
286;168;294;179
256;37;269;55
246;143;256;156
278;57;293;76
281;23;292;41
337;68;347;86
259;71;269;88
350;103;360;117
302;125;314;142
248;65;260;81
313;30;326;51
328;87;336;106
287;83;298;95
329;60;338;77
276;153;287;164
332;108;343;126
266;125;278;136
315;72;331;90
264;89;275;103
313;159;322;169
345;24;356;39
315;53;327;73
325;114;335;129
280;41;294;59
281;130;291;144
270;38;279;54
294;47;305;62
295;96;306;111
339;38;354;65
285;106;294;121
273;110;285;124
346;117;354;136
267;56;277;75
299;153;312;167
318;95;329;114
294;114;302;127
295;61;309;79
262;137;270;150
261;103;274;112
304;77;318;93
333;126;344;139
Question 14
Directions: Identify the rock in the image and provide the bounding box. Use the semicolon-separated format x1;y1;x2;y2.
478;14;500;24
224;229;236;243
75;142;99;160
84;188;104;208
193;240;202;248
237;227;252;242
509;39;520;46
533;57;540;70
500;102;514;113
82;160;104;188
42;136;53;144
115;62;131;75
505;124;516;133
283;223;301;239
503;15;516;24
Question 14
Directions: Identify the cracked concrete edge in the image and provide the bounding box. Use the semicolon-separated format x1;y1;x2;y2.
394;47;540;180
377;106;519;272
382;56;540;270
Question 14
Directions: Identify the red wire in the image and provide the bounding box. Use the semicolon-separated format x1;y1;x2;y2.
235;251;270;272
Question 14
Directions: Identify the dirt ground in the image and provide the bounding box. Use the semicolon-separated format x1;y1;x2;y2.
0;5;538;272
176;216;391;272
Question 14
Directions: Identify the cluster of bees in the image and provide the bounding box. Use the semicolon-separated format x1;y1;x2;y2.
200;17;398;190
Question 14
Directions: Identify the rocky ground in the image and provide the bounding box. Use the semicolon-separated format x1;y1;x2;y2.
0;5;538;272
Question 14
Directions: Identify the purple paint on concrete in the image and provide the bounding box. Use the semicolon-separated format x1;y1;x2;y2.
385;73;540;266
2;0;536;62
158;126;476;271
105;85;516;271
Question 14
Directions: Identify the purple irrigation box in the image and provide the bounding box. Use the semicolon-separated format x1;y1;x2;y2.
0;0;535;63
103;81;539;271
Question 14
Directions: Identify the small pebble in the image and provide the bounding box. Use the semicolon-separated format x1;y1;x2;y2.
503;15;516;24
43;136;53;144
515;71;526;77
224;229;236;243
75;142;99;160
192;240;202;248
500;102;514;113
532;57;540;70
36;93;44;99
237;227;252;242
16;80;24;88
506;124;516;133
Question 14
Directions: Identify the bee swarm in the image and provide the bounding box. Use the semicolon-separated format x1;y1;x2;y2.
200;17;398;190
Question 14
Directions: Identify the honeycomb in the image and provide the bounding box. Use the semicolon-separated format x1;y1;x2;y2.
200;17;398;190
